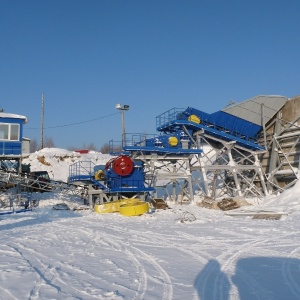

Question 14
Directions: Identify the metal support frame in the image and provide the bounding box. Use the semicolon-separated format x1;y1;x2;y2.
189;132;268;199
0;169;84;196
262;113;300;192
129;150;196;203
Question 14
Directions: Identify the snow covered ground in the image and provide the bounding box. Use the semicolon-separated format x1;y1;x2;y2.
1;148;300;300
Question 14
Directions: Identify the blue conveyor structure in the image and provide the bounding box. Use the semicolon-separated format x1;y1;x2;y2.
155;107;264;151
122;131;203;155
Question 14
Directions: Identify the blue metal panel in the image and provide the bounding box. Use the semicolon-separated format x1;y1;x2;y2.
0;141;22;155
167;120;264;151
208;111;261;139
0;116;24;155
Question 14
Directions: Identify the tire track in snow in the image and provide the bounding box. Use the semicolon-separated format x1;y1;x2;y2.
215;232;300;300
8;235;111;299
7;243;69;300
78;220;178;300
71;221;175;300
191;238;267;300
0;286;18;300
129;245;173;300
217;239;273;300
82;224;176;300
83;226;149;300
52;222;149;300
104;224;210;299
169;230;267;299
181;226;300;300
107;224;208;264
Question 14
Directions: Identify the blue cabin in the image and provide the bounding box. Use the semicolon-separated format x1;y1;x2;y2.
0;112;28;156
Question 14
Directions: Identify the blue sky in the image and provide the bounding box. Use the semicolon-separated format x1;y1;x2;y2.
1;0;300;150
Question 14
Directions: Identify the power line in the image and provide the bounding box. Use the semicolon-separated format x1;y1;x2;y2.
26;112;119;130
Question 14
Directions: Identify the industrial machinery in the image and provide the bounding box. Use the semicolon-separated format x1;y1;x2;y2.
68;154;154;206
117;106;267;201
118;96;291;201
71;95;300;205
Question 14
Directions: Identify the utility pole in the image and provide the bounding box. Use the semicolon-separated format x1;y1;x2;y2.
115;104;129;147
40;92;44;150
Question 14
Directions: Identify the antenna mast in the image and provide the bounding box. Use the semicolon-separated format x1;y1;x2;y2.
40;92;44;149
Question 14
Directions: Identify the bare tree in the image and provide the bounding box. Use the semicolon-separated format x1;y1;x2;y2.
87;143;97;151
44;136;55;148
30;138;39;153
100;143;110;154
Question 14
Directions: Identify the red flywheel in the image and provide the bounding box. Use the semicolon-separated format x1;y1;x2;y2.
112;155;134;176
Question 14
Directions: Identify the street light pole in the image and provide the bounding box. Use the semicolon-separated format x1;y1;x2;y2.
121;109;125;144
115;104;129;147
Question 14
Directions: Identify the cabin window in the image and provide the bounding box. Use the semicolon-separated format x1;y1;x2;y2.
0;123;20;141
0;124;9;140
10;124;20;140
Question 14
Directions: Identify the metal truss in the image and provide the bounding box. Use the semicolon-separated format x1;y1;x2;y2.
189;132;268;200
0;170;84;196
129;150;195;202
262;113;300;192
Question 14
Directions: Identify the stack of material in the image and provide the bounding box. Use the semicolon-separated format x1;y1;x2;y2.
151;198;168;209
197;196;219;210
252;213;282;220
217;198;240;211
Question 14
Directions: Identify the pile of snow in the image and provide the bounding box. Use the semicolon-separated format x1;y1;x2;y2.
22;148;113;182
252;177;300;214
1;148;300;299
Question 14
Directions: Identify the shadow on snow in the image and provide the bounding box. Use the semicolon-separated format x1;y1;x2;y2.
194;257;300;299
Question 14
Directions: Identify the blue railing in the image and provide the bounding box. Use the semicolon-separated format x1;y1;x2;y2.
69;161;95;179
109;133;158;154
156;108;185;129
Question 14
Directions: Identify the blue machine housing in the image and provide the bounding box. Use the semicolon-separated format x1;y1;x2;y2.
69;156;153;195
104;160;153;193
143;131;190;149
0;113;27;155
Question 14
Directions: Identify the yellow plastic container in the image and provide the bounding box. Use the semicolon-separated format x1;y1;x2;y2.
94;202;120;213
119;198;140;206
119;201;149;217
94;198;140;214
188;114;201;124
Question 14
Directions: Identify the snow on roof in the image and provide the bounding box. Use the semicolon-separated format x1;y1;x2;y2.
0;112;28;123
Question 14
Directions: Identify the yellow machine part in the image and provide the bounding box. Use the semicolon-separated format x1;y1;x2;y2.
188;114;201;124
119;198;140;207
119;201;149;217
94;202;119;213
94;170;105;180
94;198;140;214
168;136;178;146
